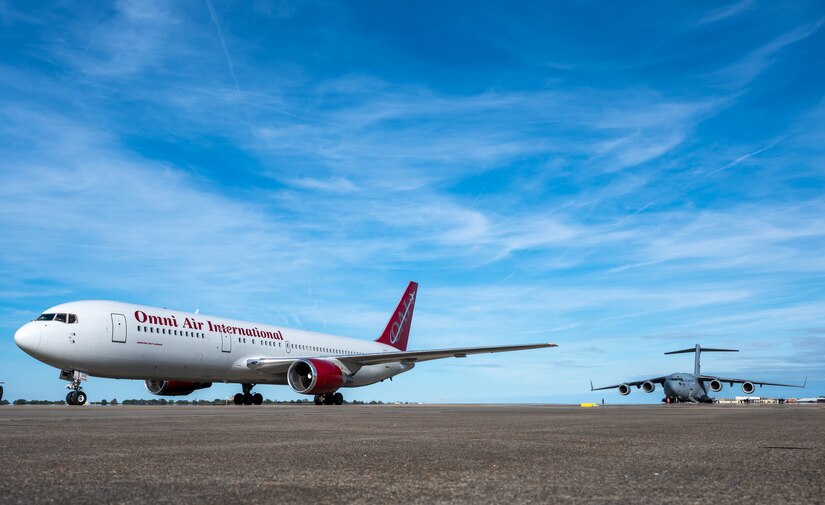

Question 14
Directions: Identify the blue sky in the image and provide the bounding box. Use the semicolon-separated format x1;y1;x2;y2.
1;1;824;403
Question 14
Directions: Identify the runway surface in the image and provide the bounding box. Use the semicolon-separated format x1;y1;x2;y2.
1;404;823;504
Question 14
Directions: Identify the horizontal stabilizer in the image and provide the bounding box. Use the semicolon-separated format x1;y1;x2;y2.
665;347;738;355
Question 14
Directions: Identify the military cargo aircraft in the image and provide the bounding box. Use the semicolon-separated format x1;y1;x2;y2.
591;344;806;403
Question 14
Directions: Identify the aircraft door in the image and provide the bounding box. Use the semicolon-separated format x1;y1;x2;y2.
111;313;127;343
285;341;291;354
221;332;231;353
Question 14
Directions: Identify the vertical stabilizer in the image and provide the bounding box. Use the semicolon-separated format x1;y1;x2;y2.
665;345;738;376
375;282;418;351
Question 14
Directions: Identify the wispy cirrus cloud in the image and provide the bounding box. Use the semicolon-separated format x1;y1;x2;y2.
710;18;825;89
697;0;754;25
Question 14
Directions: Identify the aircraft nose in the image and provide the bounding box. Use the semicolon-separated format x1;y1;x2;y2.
14;323;41;354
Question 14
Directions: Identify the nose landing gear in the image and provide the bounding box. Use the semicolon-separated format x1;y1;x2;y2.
66;390;87;406
233;383;263;406
60;370;87;406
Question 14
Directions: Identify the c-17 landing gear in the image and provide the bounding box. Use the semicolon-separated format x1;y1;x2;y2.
233;383;263;406
60;370;87;406
314;392;344;405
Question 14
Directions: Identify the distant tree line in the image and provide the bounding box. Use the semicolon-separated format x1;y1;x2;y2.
4;398;400;405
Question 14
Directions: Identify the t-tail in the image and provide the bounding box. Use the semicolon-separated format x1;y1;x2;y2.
665;344;738;376
375;281;418;351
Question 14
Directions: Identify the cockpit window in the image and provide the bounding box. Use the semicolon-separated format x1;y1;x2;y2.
36;313;56;321
55;313;67;323
68;314;78;324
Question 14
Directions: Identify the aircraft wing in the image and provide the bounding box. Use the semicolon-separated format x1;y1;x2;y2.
698;375;807;388
247;342;556;375
590;376;668;391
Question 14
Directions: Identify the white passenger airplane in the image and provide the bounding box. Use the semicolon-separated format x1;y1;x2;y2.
14;282;556;406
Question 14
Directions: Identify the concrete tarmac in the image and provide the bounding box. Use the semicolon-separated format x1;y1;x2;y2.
0;404;823;504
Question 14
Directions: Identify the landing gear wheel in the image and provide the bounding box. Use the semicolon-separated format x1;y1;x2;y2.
243;393;253;406
323;394;335;405
252;393;263;405
333;392;344;405
314;395;324;405
233;393;244;405
63;371;86;406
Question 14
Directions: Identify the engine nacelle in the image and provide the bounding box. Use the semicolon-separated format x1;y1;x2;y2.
742;381;755;395
287;358;347;394
641;381;655;393
144;380;212;396
709;379;723;392
618;384;631;396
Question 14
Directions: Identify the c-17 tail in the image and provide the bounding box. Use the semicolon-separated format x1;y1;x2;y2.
664;344;738;376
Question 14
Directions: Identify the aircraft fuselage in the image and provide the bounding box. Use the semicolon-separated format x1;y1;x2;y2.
14;300;410;386
661;373;712;403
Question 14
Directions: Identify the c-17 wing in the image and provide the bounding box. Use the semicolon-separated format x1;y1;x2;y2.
698;375;807;388
248;342;557;376
590;376;668;391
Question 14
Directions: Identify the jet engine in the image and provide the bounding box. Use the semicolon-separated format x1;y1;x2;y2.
742;381;755;395
618;384;631;396
287;358;348;394
144;380;212;396
641;381;655;393
708;379;723;392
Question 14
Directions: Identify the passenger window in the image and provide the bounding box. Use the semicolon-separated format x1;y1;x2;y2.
137;326;142;332
55;313;67;323
150;327;154;333
68;314;78;324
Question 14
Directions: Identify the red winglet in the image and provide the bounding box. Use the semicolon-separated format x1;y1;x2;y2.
375;281;418;351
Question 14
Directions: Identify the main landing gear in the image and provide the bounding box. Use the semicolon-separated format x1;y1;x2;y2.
61;370;87;406
233;383;263;406
314;392;344;406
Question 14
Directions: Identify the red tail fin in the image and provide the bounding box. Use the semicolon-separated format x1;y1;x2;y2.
375;281;418;351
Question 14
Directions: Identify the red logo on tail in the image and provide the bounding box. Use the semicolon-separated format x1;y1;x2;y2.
376;282;418;351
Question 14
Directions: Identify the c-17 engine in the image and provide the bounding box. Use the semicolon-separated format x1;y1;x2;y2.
617;384;631;395
742;381;755;395
708;379;723;392
641;381;655;393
